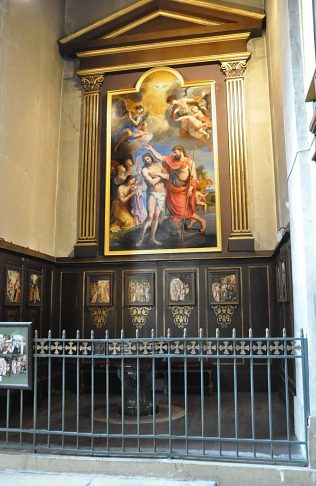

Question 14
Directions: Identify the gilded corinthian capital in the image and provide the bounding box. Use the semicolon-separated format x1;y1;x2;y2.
220;60;247;79
81;75;104;93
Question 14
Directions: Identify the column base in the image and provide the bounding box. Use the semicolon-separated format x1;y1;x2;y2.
228;235;254;252
74;241;98;258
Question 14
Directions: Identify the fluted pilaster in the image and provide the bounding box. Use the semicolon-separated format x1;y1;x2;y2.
221;59;254;251
75;75;104;257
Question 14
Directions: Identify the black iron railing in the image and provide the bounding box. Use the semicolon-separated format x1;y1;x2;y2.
0;328;309;465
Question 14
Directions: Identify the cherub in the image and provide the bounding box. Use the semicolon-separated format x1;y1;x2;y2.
195;189;208;212
113;104;148;153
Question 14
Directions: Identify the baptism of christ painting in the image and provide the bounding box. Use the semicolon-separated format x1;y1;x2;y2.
105;67;221;256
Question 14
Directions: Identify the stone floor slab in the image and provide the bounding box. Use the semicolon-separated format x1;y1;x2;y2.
0;471;216;486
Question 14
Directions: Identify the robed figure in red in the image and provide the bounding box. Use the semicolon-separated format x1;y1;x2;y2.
145;144;206;232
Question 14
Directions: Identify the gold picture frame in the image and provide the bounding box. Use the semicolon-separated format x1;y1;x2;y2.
5;266;22;306
166;270;196;306
124;271;155;306
28;271;42;306
208;269;239;305
105;66;221;256
86;273;113;307
276;256;288;302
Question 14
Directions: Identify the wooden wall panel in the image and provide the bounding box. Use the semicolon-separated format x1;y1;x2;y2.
60;272;80;337
0;248;55;337
53;259;275;341
248;266;271;336
275;236;294;337
0;245;281;343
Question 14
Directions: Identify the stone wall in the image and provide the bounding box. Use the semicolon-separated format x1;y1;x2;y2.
265;0;316;422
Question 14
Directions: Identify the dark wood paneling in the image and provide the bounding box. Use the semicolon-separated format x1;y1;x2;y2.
0;247;55;337
0;241;287;393
275;236;294;337
60;272;80;337
248;266;270;335
54;258;275;341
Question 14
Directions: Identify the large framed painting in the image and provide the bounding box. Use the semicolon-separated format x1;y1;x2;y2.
5;266;22;305
166;270;196;306
124;271;155;306
105;67;221;256
0;322;32;389
86;273;113;306
208;269;240;305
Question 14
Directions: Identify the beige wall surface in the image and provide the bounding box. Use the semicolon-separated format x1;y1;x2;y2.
265;0;290;231
245;36;277;250
54;60;81;257
0;0;65;255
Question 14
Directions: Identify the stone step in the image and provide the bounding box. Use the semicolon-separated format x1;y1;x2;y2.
0;471;217;486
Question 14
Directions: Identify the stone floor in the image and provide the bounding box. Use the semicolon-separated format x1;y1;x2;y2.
0;471;216;486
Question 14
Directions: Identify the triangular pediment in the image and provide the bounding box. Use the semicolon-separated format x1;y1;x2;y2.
60;0;264;51
97;9;230;41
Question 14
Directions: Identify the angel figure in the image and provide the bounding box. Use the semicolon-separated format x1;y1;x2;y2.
113;104;149;153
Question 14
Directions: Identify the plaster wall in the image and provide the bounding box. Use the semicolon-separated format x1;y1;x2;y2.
265;0;290;230
0;0;65;255
54;61;81;257
245;36;277;250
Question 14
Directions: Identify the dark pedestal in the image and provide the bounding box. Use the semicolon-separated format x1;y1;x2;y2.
228;236;254;251
73;242;98;257
115;359;159;416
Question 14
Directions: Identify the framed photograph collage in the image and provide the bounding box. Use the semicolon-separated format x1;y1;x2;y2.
0;322;32;389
